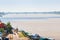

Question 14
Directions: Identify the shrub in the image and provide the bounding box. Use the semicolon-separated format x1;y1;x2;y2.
0;28;4;33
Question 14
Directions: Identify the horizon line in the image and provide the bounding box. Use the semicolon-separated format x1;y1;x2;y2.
0;10;60;12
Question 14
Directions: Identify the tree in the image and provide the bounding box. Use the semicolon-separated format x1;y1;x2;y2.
6;22;13;33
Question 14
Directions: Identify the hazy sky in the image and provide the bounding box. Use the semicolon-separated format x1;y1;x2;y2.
0;0;60;12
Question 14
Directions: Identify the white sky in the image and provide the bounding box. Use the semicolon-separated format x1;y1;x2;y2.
0;0;60;12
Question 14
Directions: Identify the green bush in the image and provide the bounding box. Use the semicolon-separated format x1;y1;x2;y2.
21;30;29;37
0;28;4;33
